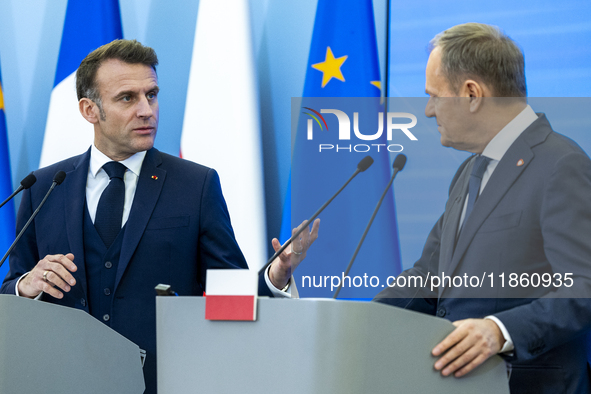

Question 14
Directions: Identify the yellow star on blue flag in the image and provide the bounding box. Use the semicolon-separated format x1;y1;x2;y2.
311;47;348;88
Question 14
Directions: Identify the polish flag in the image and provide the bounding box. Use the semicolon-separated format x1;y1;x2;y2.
205;269;258;321
180;0;266;271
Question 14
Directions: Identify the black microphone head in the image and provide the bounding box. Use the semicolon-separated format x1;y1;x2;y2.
20;172;37;189
357;156;374;172
53;171;67;185
392;154;407;171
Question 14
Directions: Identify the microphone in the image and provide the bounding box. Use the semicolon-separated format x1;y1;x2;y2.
53;171;66;185
333;154;407;298
0;172;37;209
392;154;407;173
0;171;66;269
258;156;374;275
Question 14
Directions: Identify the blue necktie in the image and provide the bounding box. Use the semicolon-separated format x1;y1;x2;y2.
95;162;127;248
461;155;490;231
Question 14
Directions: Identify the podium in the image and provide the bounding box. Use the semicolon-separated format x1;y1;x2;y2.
0;295;145;394
157;297;509;393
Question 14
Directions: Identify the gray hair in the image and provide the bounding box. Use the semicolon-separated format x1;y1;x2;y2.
430;23;526;97
85;86;106;121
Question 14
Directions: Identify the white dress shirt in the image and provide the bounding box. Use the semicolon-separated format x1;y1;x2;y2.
86;145;145;226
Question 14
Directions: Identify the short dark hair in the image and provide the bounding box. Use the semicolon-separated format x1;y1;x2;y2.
430;23;526;97
76;39;159;103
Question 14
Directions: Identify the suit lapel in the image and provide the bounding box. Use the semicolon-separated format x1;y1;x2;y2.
446;116;551;277
438;157;472;279
115;148;166;290
64;148;91;298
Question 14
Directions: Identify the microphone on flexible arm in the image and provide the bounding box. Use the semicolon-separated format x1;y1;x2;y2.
333;154;407;299
258;156;375;275
0;171;66;270
0;172;37;209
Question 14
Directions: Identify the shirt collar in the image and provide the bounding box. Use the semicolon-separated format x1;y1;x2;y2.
89;144;147;178
481;105;538;162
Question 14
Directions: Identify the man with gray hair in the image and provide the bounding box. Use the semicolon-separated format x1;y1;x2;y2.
375;23;591;392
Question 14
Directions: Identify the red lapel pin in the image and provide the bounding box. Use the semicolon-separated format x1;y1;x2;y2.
151;175;158;180
516;159;524;167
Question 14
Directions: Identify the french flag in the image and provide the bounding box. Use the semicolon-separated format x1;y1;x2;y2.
39;0;122;167
180;0;267;271
205;269;258;321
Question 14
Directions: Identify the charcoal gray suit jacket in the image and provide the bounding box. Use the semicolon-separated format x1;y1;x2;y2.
375;114;591;393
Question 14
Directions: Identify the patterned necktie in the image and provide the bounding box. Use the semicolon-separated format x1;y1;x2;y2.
95;161;127;248
461;155;490;231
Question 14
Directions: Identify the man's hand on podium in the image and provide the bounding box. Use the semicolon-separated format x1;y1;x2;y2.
268;219;320;290
432;318;504;378
18;253;77;299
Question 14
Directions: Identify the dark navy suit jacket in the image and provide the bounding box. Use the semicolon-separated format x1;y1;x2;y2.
375;115;591;393
1;147;272;394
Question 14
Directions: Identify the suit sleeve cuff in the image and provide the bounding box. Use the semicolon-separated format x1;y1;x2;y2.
485;315;514;353
264;265;298;298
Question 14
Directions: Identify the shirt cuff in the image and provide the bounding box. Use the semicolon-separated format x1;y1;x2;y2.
264;265;295;298
15;272;43;300
485;315;514;353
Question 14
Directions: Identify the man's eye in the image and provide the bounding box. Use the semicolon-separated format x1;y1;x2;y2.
147;92;157;100
122;96;131;102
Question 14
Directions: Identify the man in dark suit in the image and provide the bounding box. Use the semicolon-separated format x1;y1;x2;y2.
0;39;319;394
374;23;591;393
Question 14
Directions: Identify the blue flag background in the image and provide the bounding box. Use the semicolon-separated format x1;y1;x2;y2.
0;60;15;280
285;0;402;298
40;0;124;170
54;0;123;87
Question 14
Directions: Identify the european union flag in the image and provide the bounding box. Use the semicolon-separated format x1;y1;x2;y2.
285;0;402;298
0;59;15;280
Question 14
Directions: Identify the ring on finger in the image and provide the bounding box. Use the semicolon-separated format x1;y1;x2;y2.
42;271;49;282
292;247;303;256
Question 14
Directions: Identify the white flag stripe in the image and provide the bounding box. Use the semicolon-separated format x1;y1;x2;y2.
205;269;258;296
40;72;94;167
181;0;267;270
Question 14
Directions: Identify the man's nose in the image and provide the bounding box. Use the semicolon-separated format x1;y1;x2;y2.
425;97;435;118
137;96;153;118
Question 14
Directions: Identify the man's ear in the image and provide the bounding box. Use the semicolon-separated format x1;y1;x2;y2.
461;79;485;112
79;98;99;124
463;79;484;98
